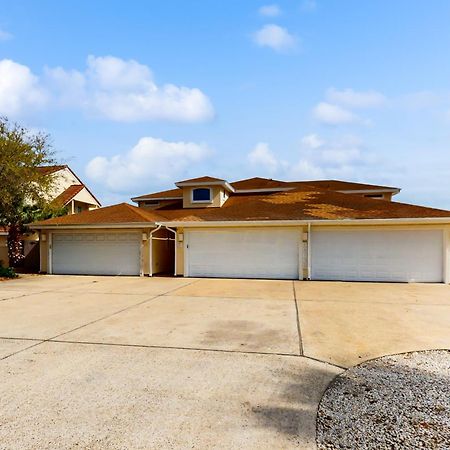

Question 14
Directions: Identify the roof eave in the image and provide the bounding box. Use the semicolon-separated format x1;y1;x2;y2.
30;222;158;230
158;217;450;227
175;180;235;192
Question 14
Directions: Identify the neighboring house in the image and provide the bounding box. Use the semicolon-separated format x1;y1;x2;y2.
1;165;101;267
37;165;101;214
32;176;450;283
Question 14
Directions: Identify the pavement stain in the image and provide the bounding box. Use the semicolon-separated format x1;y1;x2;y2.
201;320;290;350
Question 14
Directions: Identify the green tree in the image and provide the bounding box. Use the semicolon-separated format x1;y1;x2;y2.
0;117;60;267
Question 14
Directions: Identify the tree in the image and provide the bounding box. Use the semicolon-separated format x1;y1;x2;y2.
0;117;59;267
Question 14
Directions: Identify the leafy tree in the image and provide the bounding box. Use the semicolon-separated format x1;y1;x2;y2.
0;117;61;267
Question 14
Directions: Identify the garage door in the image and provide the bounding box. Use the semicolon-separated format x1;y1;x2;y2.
311;229;443;282
52;232;141;275
185;229;300;279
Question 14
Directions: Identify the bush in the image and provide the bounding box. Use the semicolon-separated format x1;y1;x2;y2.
0;263;18;278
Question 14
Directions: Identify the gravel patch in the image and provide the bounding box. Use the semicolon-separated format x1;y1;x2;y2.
317;350;450;450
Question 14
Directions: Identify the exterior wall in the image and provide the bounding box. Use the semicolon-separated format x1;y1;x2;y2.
152;240;175;274
444;228;450;284
182;186;222;208
176;227;184;275
72;187;99;207
70;200;92;215
0;235;9;267
50;168;80;198
39;231;49;273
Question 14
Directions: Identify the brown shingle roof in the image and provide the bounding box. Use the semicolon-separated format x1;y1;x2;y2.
36;165;67;175
288;180;399;191
32;187;450;227
176;176;225;184
52;185;84;207
131;188;183;201
231;177;288;190
155;188;450;222
32;203;165;226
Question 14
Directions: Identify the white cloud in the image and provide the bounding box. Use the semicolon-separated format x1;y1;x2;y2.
258;4;281;17
313;102;359;125
291;135;371;179
248;142;279;174
301;133;324;149
49;55;214;122
0;56;214;122
326;88;386;109
0;59;48;116
252;24;297;52
0;28;12;41
86;137;212;193
246;135;378;182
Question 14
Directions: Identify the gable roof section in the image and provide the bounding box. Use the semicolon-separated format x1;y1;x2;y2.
32;203;164;227
176;176;225;184
52;184;84;207
231;177;289;191
37;165;101;207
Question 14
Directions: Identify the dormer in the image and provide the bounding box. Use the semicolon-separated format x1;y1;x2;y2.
175;176;235;208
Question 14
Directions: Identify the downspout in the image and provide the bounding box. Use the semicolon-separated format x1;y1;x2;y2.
149;224;162;277
307;222;312;280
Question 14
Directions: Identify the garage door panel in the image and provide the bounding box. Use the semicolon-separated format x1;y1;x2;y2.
52;233;140;276
187;229;299;280
311;229;443;282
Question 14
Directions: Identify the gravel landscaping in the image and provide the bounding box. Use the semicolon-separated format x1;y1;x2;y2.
317;350;450;450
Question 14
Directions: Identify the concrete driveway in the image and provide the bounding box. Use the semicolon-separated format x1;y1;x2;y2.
0;275;449;449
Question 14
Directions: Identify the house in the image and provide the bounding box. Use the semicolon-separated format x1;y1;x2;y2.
0;165;101;267
37;165;101;214
31;176;450;283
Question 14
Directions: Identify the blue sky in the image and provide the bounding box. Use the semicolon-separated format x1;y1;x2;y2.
1;0;450;208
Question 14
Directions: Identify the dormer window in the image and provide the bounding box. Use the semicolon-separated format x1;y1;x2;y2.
192;187;212;203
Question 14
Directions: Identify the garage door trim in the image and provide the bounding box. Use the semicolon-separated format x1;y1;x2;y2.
310;227;444;283
49;230;142;276
184;227;302;280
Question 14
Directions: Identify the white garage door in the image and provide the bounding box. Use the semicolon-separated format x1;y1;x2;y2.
311;229;443;282
52;232;141;276
186;229;300;279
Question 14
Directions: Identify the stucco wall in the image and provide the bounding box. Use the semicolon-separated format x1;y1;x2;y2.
445;228;450;284
182;186;222;208
39;231;48;273
176;227;184;275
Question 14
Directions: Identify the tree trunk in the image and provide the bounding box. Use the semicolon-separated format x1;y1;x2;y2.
7;224;24;267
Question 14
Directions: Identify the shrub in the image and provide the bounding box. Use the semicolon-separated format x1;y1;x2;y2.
0;263;18;278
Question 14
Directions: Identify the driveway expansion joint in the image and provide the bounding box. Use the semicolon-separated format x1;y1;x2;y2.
0;279;200;362
292;281;304;356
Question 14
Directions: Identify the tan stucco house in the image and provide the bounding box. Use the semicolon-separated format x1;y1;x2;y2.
0;165;100;267
31;176;450;283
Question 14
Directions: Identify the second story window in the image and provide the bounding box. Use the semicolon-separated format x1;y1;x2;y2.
192;187;212;202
